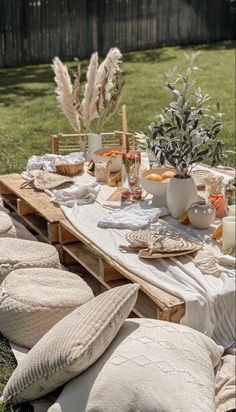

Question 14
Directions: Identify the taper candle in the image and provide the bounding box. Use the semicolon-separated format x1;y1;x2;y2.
122;104;129;152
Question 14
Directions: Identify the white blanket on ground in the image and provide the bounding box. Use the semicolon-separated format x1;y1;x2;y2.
60;172;235;348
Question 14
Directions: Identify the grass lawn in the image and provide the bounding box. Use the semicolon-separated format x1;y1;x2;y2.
0;41;235;411
0;41;235;175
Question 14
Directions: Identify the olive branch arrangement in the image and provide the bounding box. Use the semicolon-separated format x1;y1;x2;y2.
138;52;223;178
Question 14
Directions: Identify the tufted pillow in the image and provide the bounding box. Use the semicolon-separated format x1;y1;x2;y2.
0;211;16;239
48;318;224;412
0;268;94;348
0;238;60;284
1;283;139;405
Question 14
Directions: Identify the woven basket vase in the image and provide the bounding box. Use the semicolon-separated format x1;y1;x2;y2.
55;162;84;177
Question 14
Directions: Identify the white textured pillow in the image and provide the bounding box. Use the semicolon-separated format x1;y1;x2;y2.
0;268;94;348
2;283;139;404
48;319;224;412
0;211;16;239
0;238;60;283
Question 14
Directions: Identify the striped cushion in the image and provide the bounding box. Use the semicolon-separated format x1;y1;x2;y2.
0;268;94;348
2;283;139;404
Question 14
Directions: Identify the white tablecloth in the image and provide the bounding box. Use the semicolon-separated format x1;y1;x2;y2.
60;169;235;349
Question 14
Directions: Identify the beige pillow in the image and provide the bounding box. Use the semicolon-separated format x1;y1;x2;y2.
48;319;224;412
2;283;139;404
0;268;94;348
0;238;60;283
0;211;16;239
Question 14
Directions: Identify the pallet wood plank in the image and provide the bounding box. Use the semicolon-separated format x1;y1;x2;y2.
17;198;35;216
59;220;185;321
0;174;64;223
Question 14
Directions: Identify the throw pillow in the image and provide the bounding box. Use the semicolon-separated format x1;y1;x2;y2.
1;283;139;404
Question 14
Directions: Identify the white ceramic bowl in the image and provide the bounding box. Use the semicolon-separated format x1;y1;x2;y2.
140;168;176;206
92;146;122;173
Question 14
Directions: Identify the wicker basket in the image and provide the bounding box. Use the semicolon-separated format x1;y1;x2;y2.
55;162;84;176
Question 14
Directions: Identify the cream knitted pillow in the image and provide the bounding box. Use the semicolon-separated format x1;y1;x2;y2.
1;283;139;405
0;238;60;283
48;319;224;412
0;268;94;348
0;211;16;239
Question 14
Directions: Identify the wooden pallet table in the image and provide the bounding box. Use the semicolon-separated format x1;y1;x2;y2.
58;219;185;322
0;173;185;322
0;174;65;243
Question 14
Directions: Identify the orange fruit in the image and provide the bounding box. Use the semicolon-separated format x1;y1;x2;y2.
146;173;162;182
161;177;171;183
211;223;223;240
179;211;190;225
161;170;176;180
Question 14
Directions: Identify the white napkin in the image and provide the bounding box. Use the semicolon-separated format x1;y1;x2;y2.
50;182;100;207
27;152;84;172
194;245;236;277
97;203;169;230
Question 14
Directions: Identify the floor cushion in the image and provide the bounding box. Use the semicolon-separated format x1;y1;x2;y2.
0;238;60;283
0;211;16;239
47;318;224;412
1;283;139;405
0;268;94;348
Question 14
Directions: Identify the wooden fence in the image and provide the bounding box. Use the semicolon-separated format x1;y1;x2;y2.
0;0;235;68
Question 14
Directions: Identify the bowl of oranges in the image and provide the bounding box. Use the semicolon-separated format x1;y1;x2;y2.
92;146;123;173
140;168;176;206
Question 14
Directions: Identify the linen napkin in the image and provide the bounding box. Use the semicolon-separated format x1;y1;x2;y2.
97;203;169;230
50;182;100;207
194;245;236;277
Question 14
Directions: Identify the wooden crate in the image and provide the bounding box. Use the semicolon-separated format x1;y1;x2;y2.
0;174;64;243
58;219;185;322
51;131;136;154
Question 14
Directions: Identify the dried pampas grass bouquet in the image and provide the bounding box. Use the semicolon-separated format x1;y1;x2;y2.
52;48;123;135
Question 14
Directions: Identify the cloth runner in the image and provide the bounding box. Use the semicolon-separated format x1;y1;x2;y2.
97;203;169;230
60;171;235;349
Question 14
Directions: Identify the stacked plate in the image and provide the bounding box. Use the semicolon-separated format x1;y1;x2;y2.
120;220;202;259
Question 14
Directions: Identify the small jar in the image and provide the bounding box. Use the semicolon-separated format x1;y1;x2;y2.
209;193;228;218
95;161;110;183
188;200;216;229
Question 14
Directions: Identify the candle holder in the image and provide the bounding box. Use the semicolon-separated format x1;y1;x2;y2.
222;216;236;252
122;150;141;202
209;194;228;218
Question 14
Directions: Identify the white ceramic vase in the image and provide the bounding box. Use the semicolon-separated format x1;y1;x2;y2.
167;176;198;218
87;133;102;161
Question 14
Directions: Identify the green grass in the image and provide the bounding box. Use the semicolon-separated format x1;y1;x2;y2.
0;41;235;175
0;41;235;410
0;336;16;412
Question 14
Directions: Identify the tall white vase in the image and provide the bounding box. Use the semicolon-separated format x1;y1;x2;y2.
167;176;198;218
87;133;102;161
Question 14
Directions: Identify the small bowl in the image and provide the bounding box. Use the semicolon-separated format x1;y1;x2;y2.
140;168;176;207
92;146;122;173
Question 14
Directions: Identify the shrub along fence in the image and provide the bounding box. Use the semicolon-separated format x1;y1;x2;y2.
0;0;235;68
